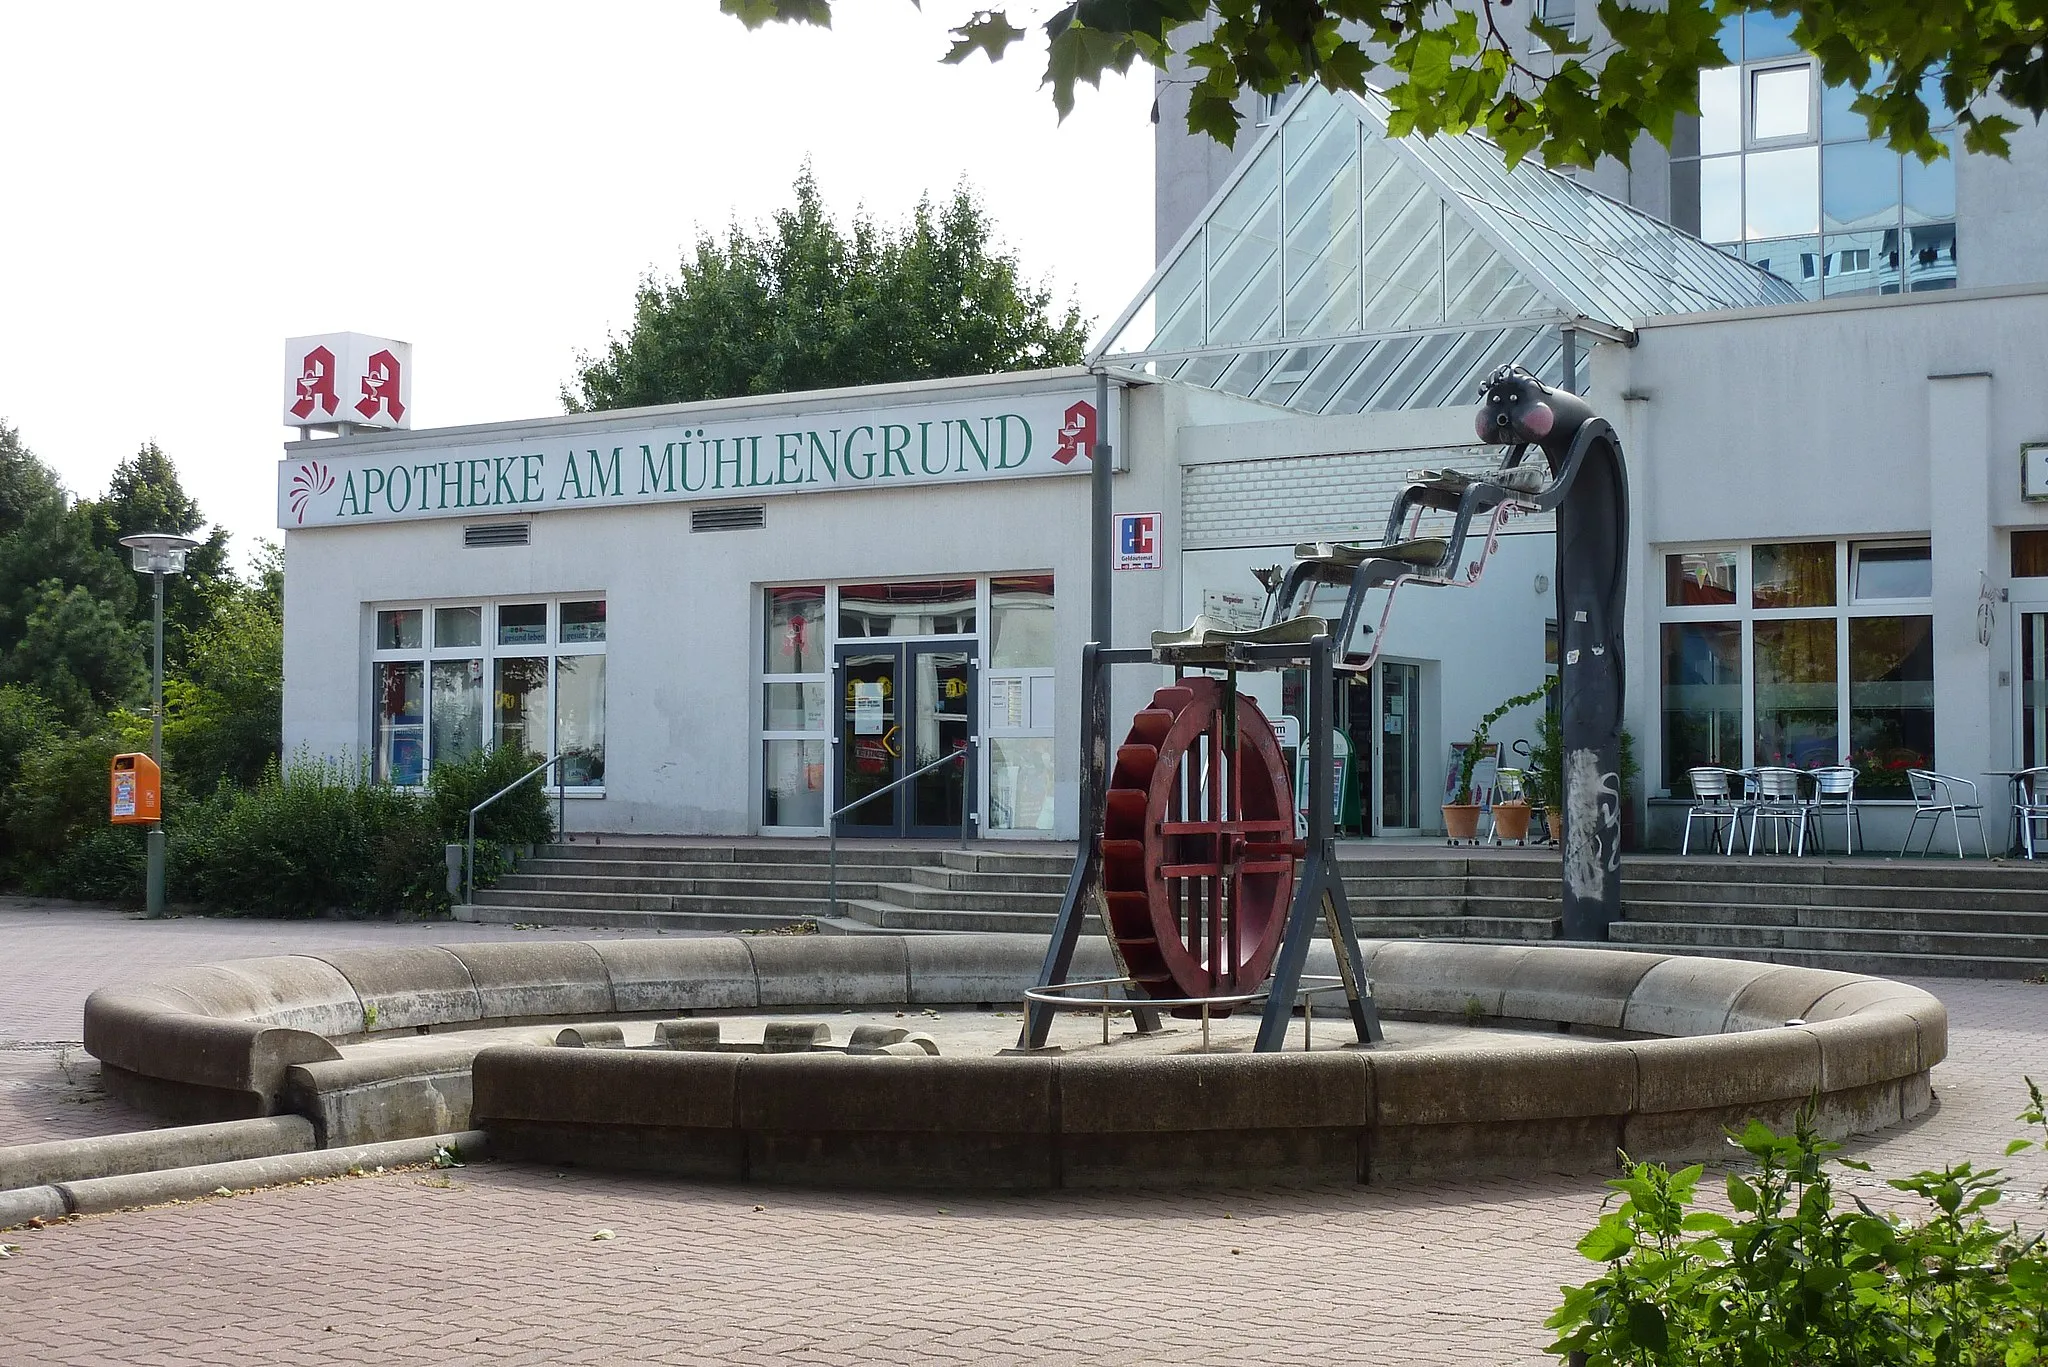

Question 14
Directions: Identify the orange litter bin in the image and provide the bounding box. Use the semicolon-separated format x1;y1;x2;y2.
110;753;161;825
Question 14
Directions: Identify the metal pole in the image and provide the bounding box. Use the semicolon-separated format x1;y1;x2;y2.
1561;326;1577;395
145;569;165;919
958;743;971;849
1090;370;1112;648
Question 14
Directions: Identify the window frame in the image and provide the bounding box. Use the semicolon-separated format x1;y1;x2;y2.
368;595;607;794
1655;539;1933;791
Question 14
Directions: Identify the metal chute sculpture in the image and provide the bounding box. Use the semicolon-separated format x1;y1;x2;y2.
1022;365;1628;1051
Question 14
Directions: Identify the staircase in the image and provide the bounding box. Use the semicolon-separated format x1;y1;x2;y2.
461;841;2048;978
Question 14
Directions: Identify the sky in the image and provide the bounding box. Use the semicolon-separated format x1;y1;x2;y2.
0;2;1156;570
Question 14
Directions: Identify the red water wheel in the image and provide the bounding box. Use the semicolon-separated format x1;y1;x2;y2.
1099;677;1299;1012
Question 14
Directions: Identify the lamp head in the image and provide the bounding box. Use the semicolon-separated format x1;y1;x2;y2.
119;532;201;576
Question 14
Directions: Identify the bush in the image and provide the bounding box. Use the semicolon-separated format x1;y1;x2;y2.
426;744;556;846
1547;1081;2048;1366
4;707;152;896
168;754;447;917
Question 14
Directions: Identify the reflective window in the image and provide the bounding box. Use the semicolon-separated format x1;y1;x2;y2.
1754;617;1839;767
1700;67;1742;154
1852;543;1932;601
559;600;605;644
1751;64;1812;141
1700;155;1743;243
1205;139;1283;346
1904;137;1958;224
1823;142;1901;234
765;587;826;674
765;682;830;732
989;575;1055;668
429;659;484;767
1821;77;1870;142
376;609;422;651
2014;530;2048;578
1660;622;1742;785
1753;542;1836;609
434;606;482;650
1822;231;1898;296
990;737;1056;831
1666;551;1738;606
1743;10;1801;60
838;580;977;638
1908;223;1958;290
493;657;548;755
1746;237;1819;297
374;661;424;786
763;739;826;826
497;603;546;646
555;655;606;787
1848;616;1934;793
1744;146;1819;238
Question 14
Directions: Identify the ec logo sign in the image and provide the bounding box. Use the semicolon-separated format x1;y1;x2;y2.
1114;511;1161;571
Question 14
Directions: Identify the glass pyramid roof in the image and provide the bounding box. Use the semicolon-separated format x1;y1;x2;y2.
1097;85;1804;414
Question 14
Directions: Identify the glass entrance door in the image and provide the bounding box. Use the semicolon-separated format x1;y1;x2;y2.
2022;614;2048;768
833;640;977;837
1377;662;1422;832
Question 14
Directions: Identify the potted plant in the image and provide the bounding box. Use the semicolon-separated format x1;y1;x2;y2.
1445;685;1549;844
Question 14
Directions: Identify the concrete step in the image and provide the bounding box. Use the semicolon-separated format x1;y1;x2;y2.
1607;919;2048;961
537;842;939;867
1352;916;1561;940
839;901;1067;936
937;849;1075;875
1340;877;1469;898
458;903;823;933
1620;857;2048;890
1619;901;2048;935
905;866;1072;895
1590;936;2048;981
473;888;836;917
508;858;917;885
863;881;1063;913
490;874;882;901
1622;879;2048;912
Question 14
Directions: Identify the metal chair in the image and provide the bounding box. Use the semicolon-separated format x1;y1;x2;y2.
2013;767;2048;860
1485;767;1530;845
1747;766;1811;855
1681;767;1743;855
1807;765;1862;855
1900;770;1990;858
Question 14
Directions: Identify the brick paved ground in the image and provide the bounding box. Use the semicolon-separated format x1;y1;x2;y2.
0;907;2041;1366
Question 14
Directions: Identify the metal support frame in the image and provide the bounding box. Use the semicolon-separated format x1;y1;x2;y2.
1021;633;1382;1053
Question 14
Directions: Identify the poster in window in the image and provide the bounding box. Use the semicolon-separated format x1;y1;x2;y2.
853;683;884;735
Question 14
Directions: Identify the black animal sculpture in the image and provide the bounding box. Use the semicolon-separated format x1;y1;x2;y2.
1476;364;1630;939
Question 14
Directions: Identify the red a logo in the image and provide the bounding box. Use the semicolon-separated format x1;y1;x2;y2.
1054;400;1096;465
355;349;405;422
290;346;339;420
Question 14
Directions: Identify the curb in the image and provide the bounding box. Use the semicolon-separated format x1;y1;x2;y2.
0;1116;315;1192
1;1130;487;1228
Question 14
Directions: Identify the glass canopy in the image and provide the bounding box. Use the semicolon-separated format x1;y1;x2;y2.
1096;85;1806;414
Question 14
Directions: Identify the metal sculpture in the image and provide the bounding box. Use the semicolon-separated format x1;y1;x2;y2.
1022;365;1628;1052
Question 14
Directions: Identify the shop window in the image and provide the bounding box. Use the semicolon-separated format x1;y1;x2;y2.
1665;551;1737;606
374;661;424;785
838;580;976;638
434;606;482;649
1754;617;1839;766
761;586;829;829
1851;542;1931;601
370;596;605;789
1660;622;1741;787
559;600;606;644
377;609;422;651
1751;64;1813;143
497;603;547;646
764;587;826;674
990;575;1055;669
1848;616;1933;794
1752;541;1835;609
2013;530;2048;578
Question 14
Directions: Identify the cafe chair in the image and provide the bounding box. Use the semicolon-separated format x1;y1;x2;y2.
2013;767;2048;860
1900;770;1990;859
1746;766;1810;856
1807;765;1862;855
1681;767;1743;856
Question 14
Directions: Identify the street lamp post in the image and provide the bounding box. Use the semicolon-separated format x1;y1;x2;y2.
119;533;200;918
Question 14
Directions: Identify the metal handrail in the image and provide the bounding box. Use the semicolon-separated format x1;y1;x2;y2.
826;740;976;918
465;754;571;906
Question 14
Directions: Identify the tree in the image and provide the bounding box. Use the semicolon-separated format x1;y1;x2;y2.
165;542;283;794
0;423;133;662
565;168;1089;411
1;581;146;726
718;1;2040;168
79;442;233;672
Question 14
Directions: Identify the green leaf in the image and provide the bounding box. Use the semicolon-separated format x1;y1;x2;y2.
1624;1301;1669;1352
944;12;1027;65
1409;30;1453;90
1727;1172;1759;1213
1577;1216;1636;1262
2006;1139;2036;1155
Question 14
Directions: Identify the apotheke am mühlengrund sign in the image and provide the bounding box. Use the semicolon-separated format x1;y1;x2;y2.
279;387;1113;528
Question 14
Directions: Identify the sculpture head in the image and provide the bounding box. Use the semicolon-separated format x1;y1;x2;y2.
1475;363;1593;450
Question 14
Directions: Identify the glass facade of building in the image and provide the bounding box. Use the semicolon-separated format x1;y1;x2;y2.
1668;15;1959;300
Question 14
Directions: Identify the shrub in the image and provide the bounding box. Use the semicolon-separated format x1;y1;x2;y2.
426;744;556;845
4;708;152;897
1547;1081;2048;1366
168;754;447;917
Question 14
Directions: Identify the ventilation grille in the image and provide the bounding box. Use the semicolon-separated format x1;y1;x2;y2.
463;522;530;548
692;504;766;532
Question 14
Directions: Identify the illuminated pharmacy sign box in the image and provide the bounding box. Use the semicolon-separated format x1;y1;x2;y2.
279;387;1112;528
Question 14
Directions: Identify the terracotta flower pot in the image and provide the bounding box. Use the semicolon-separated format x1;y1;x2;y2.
1492;800;1532;843
1546;811;1564;843
1442;803;1482;843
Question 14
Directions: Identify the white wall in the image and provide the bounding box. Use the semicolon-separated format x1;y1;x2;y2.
284;373;1196;840
1599;285;2048;827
